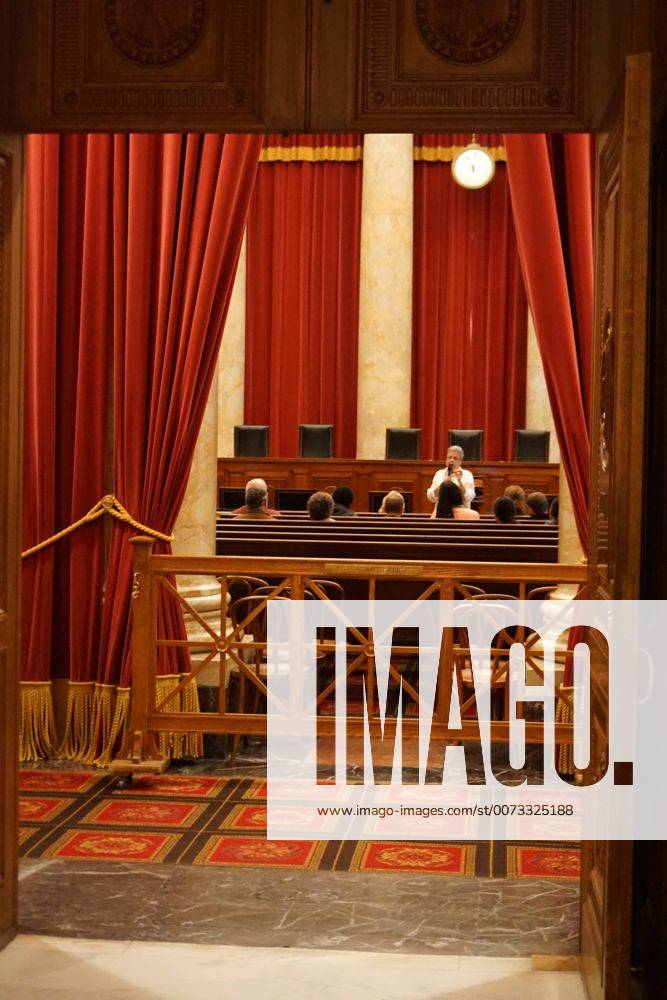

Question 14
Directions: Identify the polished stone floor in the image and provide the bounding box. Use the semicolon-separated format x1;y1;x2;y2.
0;935;586;1000
19;857;579;957
19;751;579;958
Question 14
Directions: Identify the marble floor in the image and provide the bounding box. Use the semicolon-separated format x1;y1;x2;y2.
19;857;579;957
18;753;580;958
0;935;586;1000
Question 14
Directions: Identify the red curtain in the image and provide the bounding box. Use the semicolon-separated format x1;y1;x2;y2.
22;135;113;759
21;132;262;762
244;134;362;457
504;134;593;550
412;134;528;461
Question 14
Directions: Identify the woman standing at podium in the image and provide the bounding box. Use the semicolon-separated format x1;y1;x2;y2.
426;446;476;512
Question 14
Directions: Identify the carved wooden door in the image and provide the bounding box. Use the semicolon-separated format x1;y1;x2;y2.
582;53;651;1000
0;134;22;950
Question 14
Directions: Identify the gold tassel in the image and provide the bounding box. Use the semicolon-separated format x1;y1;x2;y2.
58;682;95;760
182;677;203;758
83;672;203;768
19;682;58;762
83;684;116;765
556;698;574;776
155;675;180;758
93;687;130;768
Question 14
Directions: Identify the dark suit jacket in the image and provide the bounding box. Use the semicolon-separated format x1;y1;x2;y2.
332;504;358;518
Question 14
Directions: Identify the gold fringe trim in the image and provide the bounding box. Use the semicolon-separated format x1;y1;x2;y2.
86;685;119;766
90;675;203;767
19;682;58;762
556;697;574;776
58;682;95;760
93;687;131;768
21;674;203;767
154;675;204;759
414;144;506;163
260;145;363;163
182;678;204;758
156;676;181;758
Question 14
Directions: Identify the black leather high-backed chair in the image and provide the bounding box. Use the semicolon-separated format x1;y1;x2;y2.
385;427;421;460
448;429;484;461
218;487;246;511
234;424;269;458
275;489;312;511
369;490;414;512
515;429;550;462
299;424;334;458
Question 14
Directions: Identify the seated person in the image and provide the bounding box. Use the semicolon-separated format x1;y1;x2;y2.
331;485;358;518
233;482;275;520
308;491;335;522
232;478;279;517
427;446;475;510
526;491;549;520
549;496;559;524
493;496;516;524
504;484;529;515
379;490;405;517
432;480;480;520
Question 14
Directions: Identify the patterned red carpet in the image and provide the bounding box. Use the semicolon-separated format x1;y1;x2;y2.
18;769;581;879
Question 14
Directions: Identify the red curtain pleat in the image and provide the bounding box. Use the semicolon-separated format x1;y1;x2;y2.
411;140;527;461
504;134;593;551
23;136;112;686
99;133;262;691
22;136;60;687
22;132;261;761
244;136;362;457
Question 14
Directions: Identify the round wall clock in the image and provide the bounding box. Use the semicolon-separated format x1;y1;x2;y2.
451;141;496;190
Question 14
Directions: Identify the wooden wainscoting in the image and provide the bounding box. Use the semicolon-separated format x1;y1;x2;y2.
217;458;560;515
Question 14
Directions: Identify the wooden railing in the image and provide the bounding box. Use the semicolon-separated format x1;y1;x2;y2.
109;536;587;780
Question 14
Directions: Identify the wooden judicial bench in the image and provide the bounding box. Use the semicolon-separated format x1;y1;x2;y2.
217;458;560;515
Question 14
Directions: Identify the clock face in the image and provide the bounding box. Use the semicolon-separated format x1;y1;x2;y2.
451;146;496;190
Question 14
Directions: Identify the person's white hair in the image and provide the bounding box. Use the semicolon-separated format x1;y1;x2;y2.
246;477;268;498
447;445;464;459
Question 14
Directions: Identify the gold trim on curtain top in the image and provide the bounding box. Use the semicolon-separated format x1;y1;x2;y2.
413;144;506;163
260;145;363;163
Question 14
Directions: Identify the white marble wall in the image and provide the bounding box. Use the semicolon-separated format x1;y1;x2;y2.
525;311;560;464
356;134;413;459
525;312;583;563
173;370;218;558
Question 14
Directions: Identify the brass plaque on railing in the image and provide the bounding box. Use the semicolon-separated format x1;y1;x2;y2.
324;563;424;576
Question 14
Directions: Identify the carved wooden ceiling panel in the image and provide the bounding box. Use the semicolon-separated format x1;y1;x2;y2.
48;0;262;127
350;0;586;130
2;0;632;132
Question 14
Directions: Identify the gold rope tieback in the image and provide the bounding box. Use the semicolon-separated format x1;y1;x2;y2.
21;494;174;559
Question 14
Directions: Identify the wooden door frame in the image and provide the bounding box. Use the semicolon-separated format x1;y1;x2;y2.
0;132;24;950
0;59;655;1000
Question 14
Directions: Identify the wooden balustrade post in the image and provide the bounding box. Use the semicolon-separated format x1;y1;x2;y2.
109;536;169;782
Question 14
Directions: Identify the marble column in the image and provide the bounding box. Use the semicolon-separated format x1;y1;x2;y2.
218;233;247;457
172;365;222;687
558;466;584;564
525;311;560;464
525;312;583;564
173;368;219;561
356;134;413;459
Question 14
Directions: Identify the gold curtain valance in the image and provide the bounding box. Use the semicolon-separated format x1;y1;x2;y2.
414;144;506;163
260;145;363;163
